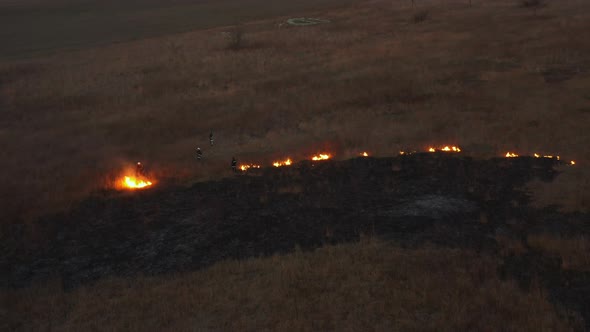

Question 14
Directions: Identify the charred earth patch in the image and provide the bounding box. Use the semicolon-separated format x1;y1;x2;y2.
2;153;589;328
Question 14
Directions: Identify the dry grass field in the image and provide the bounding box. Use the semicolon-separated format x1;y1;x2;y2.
528;233;590;271
2;0;590;224
4;240;575;331
2;0;590;329
0;0;355;59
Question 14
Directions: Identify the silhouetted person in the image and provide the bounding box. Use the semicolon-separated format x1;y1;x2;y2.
209;131;214;146
231;157;237;173
196;147;202;161
136;162;145;177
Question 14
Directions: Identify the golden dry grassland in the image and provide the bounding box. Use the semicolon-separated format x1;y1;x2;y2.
3;240;574;331
528;233;590;271
2;0;590;222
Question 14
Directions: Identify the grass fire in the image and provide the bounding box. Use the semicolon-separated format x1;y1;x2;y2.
114;162;154;190
272;158;292;167
239;164;261;172
428;146;461;153
3;0;590;330
121;176;153;190
311;153;331;161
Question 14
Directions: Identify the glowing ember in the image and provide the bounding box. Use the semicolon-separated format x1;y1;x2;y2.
122;176;153;189
399;150;416;155
312;154;331;161
273;158;292;167
428;146;461;153
361;152;369;157
534;153;562;160
239;164;261;171
505;152;519;158
571;161;576;165
442;146;461;152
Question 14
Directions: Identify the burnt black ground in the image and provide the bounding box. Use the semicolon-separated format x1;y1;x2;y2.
2;153;589;328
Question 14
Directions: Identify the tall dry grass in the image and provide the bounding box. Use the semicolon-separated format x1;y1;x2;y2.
3;240;573;331
528;233;590;271
1;0;590;223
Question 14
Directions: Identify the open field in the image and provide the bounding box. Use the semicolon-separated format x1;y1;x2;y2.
2;0;590;328
4;150;590;328
4;240;575;331
0;0;356;59
2;0;590;223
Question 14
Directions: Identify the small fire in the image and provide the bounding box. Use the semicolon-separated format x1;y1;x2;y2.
122;176;153;189
239;164;261;172
534;153;561;160
428;146;461;153
443;146;461;152
505;152;519;158
544;155;560;160
571;160;576;165
273;158;292;167
312;153;331;161
361;152;369;157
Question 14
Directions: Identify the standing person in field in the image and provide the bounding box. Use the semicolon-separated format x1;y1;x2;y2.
136;162;145;177
196;147;202;161
231;157;237;173
209;131;214;146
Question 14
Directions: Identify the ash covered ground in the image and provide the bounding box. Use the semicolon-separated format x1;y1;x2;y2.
2;153;589;327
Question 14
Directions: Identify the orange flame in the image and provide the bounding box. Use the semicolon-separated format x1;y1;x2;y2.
121;176;153;189
312;153;331;161
399;150;416;155
361;152;369;157
428;146;461;153
535;153;562;160
443;146;461;152
273;158;292;167
571;160;576;165
505;152;519;158
239;164;261;171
